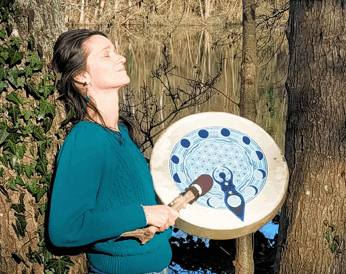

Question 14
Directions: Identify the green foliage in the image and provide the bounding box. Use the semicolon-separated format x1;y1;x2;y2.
10;193;27;238
323;220;342;257
0;6;74;273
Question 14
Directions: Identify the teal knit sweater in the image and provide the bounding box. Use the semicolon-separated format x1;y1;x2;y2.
48;121;172;274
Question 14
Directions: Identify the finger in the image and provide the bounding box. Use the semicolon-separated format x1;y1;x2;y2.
169;208;179;219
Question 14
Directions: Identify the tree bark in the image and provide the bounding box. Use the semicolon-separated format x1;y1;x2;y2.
239;0;257;119
0;1;87;273
274;0;346;272
14;0;67;64
233;0;257;272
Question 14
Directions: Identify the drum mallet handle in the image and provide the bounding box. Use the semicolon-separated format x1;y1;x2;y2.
120;174;213;244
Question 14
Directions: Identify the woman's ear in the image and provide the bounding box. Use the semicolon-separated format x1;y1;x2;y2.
74;71;90;87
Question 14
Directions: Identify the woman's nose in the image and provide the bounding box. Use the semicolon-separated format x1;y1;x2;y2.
116;54;126;64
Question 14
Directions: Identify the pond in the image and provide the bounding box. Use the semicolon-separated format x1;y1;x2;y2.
107;25;288;273
108;25;287;151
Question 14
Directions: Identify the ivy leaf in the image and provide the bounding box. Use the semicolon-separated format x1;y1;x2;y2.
40;174;52;184
25;178;38;196
15;175;24;186
7;178;18;190
0;154;8;167
36;186;46;202
25;66;32;78
7;132;22;143
14;163;24;174
48;74;55;80
4;139;16;154
0;167;3;177
0;64;6;80
331;244;337;253
16;77;25;88
8;104;21;125
7;69;25;88
43;118;52;133
10;50;23;66
16;143;26;159
0;49;9;61
0;127;9;144
10;38;21;50
323;231;330;242
24;164;35;178
27;51;42;70
39;202;46;215
11;203;25;214
39;99;55;117
22;109;34;121
32;126;45;141
46;257;74;274
0;80;8;93
30;147;34;156
36;157;47;175
6;92;23;105
26;80;42;99
0;29;6;39
21;120;33;135
37;140;47;159
38;84;55;99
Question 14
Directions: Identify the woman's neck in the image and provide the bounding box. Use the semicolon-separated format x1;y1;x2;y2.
88;88;120;131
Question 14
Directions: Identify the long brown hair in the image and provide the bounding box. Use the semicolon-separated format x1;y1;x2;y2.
52;29;141;145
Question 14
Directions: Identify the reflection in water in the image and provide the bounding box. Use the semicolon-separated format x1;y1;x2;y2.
108;26;286;273
109;26;287;153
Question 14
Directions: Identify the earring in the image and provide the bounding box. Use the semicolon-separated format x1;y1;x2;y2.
83;81;90;100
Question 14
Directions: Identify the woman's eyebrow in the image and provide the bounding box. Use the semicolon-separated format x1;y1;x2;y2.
99;45;115;53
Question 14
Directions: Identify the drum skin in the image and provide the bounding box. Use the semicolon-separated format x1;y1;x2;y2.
150;112;289;239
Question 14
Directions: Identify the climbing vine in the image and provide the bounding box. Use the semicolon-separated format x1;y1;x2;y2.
0;1;75;273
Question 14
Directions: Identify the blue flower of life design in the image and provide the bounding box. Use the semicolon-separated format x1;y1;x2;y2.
169;126;268;219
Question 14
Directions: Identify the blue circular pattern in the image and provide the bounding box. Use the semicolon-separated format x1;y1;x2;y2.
198;129;209;138
173;173;181;183
169;126;268;220
242;136;251;145
256;151;264;160
221;128;230;137
171;155;180;164
181;139;190;148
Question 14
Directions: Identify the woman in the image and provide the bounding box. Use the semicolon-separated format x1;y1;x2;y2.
48;29;179;274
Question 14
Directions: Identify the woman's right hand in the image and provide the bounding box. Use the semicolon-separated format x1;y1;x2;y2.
142;205;179;232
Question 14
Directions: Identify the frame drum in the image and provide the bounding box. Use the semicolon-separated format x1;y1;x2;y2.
150;112;289;239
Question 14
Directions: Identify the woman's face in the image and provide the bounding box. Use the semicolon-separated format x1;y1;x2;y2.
83;35;130;91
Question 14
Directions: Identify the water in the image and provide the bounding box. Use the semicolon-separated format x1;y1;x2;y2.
108;25;286;273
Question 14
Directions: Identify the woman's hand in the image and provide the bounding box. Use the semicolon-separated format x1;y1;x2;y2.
142;205;179;232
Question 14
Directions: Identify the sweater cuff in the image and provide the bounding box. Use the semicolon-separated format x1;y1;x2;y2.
140;204;148;225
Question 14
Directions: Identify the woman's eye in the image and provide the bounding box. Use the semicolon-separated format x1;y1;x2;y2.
102;51;111;57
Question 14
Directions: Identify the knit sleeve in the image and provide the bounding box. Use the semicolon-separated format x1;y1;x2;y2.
48;123;147;248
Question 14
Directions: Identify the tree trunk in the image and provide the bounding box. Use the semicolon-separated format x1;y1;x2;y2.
239;0;257;119
233;0;257;272
14;0;67;64
274;0;346;273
